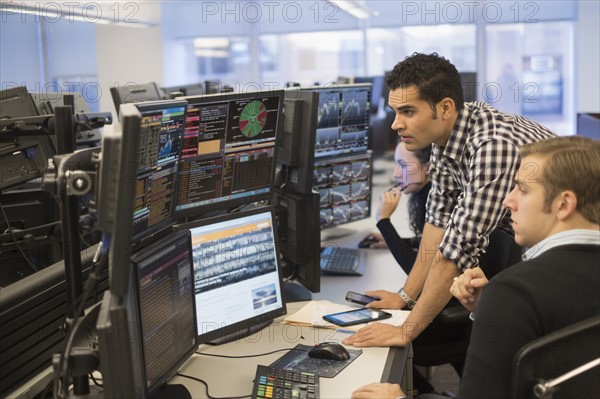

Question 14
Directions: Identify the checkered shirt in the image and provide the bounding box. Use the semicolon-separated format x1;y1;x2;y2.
426;102;557;271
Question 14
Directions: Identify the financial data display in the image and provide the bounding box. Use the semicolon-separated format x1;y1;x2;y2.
314;152;372;228
310;84;371;158
183;209;285;342
131;231;197;394
134;102;187;240
175;92;283;215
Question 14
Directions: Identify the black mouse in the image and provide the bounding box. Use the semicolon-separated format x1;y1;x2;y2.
358;236;380;248
308;342;351;361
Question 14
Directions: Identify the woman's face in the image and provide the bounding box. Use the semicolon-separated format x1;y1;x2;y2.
392;142;431;194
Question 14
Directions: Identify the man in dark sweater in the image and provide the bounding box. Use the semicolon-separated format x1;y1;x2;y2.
350;136;600;398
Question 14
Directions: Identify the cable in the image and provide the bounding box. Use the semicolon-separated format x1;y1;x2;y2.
0;201;39;273
89;373;103;387
175;373;251;399
54;235;110;398
195;347;307;359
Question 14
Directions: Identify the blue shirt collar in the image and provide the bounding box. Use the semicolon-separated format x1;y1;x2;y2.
522;229;600;260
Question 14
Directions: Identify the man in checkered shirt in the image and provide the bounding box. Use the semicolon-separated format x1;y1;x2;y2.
343;53;556;352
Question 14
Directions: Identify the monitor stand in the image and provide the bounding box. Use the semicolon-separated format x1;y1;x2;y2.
207;319;274;345
284;281;312;302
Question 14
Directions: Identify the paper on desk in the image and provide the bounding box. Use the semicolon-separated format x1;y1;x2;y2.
282;300;410;332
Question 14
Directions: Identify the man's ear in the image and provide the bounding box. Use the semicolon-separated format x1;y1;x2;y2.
555;191;578;221
439;97;455;120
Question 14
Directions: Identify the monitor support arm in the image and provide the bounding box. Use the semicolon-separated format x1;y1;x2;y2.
43;106;104;398
0;111;112;138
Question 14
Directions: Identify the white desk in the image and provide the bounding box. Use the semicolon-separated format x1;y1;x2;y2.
171;301;409;398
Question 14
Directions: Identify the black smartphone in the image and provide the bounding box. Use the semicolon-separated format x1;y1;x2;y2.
323;308;392;327
345;291;379;306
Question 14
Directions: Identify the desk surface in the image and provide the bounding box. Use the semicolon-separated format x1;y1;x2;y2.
172;302;407;398
172;157;411;398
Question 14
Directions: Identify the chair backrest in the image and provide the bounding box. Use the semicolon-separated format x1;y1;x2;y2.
511;315;600;399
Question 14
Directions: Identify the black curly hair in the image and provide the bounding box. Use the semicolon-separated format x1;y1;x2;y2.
385;52;464;114
405;144;432;239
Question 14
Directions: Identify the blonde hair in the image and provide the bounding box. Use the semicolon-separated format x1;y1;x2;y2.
519;136;600;224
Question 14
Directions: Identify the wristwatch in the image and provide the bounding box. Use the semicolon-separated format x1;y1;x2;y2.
398;288;416;310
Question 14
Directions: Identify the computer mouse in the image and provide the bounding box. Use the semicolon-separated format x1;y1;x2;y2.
308;342;351;361
358;236;380;249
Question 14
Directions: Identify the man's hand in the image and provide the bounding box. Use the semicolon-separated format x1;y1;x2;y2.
351;382;405;399
363;290;404;309
449;266;489;313
342;323;409;347
376;189;402;221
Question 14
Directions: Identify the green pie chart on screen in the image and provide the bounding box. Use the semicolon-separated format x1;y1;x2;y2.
239;100;267;138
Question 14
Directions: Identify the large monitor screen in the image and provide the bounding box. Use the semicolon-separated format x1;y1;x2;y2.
174;91;284;217
175;207;286;345
129;230;197;396
131;100;187;246
314;152;372;228
304;84;371;159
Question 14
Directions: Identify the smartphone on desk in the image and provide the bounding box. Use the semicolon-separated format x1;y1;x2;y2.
323;308;392;327
345;291;379;306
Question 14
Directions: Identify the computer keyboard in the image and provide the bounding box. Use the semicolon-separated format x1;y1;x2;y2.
251;364;319;399
320;246;367;276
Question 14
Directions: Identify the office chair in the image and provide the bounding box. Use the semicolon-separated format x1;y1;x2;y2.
511;315;600;399
413;228;523;391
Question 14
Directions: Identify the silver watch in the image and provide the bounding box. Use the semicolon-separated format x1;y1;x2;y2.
398;288;416;309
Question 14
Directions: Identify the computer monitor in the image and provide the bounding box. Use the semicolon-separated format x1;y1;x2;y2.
353;76;384;114
174;207;286;345
272;189;321;294
0;244;106;397
381;71;391;108
314;152;372;229
162;83;204;98
272;89;321;295
577;113;600;140
174;90;284;218
204;80;222;95
304;83;371;159
0;86;55;190
275;89;319;195
128;229;197;397
110;82;163;117
459;72;478;102
129;99;187;248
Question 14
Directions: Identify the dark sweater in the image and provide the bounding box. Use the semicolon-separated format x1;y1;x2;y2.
375;182;431;274
458;244;600;398
376;218;419;274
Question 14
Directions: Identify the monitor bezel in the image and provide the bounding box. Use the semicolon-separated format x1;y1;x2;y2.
173;206;287;345
130;99;189;249
129;230;198;396
172;90;285;219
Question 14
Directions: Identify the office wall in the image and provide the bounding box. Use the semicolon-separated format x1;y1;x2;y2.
95;24;163;116
0;16;43;89
577;0;600;113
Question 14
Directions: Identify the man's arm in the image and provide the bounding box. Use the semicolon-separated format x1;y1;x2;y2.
363;222;444;310
403;223;445;301
344;224;459;347
400;252;460;341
